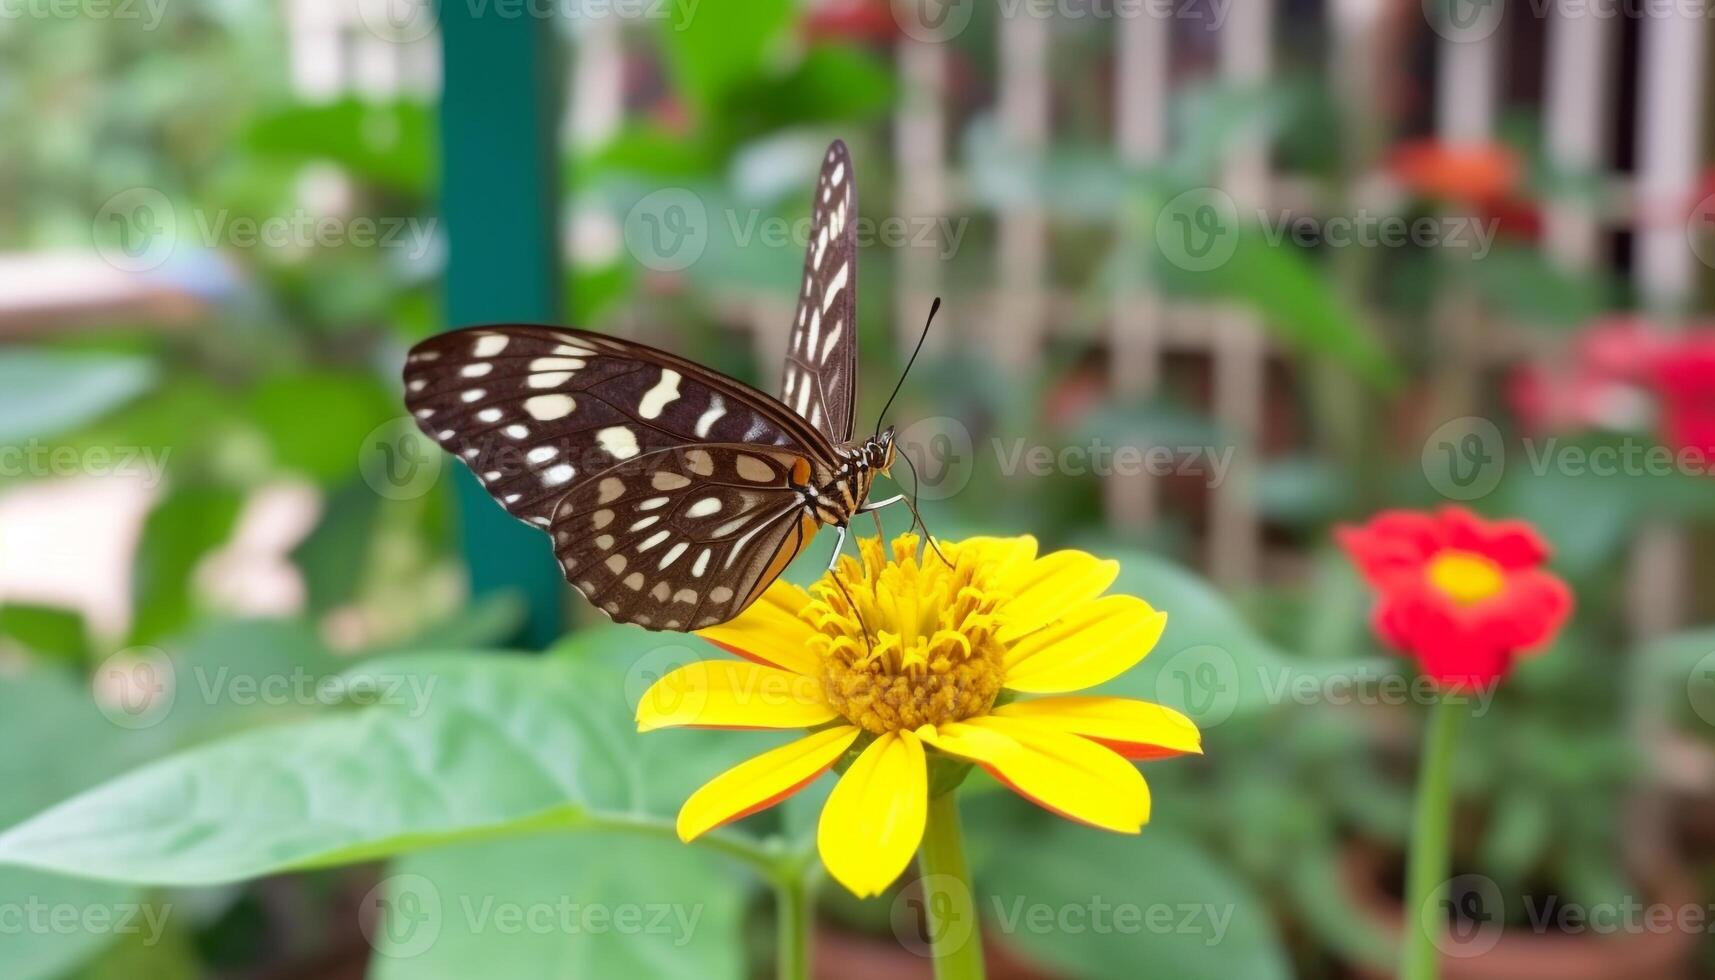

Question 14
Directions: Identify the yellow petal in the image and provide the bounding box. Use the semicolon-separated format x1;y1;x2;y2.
1002;594;1167;693
636;659;834;732
993;696;1201;759
948;534;1037;575
695;580;821;676
996;549;1121;643
677;726;860;841
917;716;1150;833
817;731;928;898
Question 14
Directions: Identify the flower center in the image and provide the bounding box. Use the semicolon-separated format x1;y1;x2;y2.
1426;550;1505;605
803;534;1007;734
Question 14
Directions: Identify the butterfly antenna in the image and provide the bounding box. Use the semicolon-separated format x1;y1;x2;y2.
899;449;953;568
874;296;941;436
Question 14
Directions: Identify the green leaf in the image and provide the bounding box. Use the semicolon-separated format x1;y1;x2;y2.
978;823;1291;980
1466;246;1614;328
1283;844;1395;971
291;478;382;614
369;833;748;979
577;125;718;183
131;617;353;748
0;670;145;978
244;98;433;197
246;371;395;484
0;350;155;443
657;0;792;113
1142;220;1400;389
734;44;895;128
0;634;773;886
127;486;244;647
0;603;90;664
1256;455;1353;524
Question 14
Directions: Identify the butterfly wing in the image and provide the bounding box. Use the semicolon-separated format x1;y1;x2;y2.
781;139;860;442
404;324;834;529
549;444;821;630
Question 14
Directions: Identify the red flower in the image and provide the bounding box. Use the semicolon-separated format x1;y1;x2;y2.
1507;317;1666;435
803;0;899;42
1386;139;1539;238
1652;333;1715;462
1336;507;1572;689
1387;140;1521;206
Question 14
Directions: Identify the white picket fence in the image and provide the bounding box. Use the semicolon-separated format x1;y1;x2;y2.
283;0;1708;633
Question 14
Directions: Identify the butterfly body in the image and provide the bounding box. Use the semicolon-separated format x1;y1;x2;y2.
807;430;896;527
403;139;893;633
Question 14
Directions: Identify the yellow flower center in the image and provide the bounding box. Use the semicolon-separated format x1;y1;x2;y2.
803;533;1007;734
1426;550;1506;605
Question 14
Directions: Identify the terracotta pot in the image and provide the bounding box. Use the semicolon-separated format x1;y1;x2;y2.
812;923;1059;980
1341;846;1703;980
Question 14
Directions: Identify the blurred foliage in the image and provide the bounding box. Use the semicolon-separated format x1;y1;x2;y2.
2;1;1714;978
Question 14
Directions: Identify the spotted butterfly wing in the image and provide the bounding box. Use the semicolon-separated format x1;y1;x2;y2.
781;139;859;442
404;141;879;633
548;444;824;630
403;324;836;630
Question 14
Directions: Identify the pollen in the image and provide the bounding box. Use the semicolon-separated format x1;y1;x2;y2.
806;533;1007;734
1427;549;1506;605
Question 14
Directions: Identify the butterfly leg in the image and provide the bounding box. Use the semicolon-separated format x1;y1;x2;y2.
857;494;904;513
826;522;849;572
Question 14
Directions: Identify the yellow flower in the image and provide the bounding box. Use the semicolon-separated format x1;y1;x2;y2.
636;533;1202;897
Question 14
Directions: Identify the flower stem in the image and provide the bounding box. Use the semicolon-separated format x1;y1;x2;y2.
774;872;811;980
1402;694;1465;980
918;791;986;980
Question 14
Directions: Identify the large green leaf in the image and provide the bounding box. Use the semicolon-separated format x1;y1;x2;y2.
368;833;748;980
0;350;155;444
0;634;771;887
0;670;144;978
978;823;1291;980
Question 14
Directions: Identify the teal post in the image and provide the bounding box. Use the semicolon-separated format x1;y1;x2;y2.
437;5;564;646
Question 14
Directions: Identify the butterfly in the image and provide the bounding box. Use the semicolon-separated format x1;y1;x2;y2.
402;140;915;632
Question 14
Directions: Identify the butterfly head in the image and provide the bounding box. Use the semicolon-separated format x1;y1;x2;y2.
862;426;897;474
